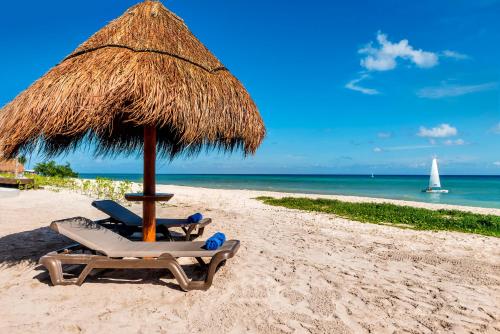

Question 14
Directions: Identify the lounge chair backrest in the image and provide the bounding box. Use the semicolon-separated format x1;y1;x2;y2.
92;200;142;226
50;217;131;255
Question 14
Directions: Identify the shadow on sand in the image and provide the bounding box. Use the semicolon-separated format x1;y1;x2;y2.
0;227;71;267
0;226;208;288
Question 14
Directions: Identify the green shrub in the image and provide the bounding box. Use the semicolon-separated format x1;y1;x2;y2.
1;171;133;202
34;161;78;178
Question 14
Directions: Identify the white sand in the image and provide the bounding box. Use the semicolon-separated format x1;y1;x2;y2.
0;185;499;333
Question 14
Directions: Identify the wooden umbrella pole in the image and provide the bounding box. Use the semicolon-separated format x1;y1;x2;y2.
143;125;156;242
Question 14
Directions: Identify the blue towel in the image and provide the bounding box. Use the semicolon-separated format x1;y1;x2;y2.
204;232;226;250
187;212;203;224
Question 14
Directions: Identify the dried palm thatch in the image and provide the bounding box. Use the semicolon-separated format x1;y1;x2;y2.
0;0;265;160
0;159;23;173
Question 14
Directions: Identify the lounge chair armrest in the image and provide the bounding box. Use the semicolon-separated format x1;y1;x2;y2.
197;218;212;228
207;240;240;264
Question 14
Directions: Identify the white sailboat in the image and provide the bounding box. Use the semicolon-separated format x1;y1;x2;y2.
422;158;448;193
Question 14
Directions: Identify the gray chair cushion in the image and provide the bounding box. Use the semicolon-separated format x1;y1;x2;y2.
50;217;237;258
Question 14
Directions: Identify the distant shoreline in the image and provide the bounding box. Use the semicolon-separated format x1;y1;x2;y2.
153;183;500;216
78;174;500;209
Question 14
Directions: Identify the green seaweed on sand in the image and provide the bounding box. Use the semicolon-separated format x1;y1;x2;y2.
256;196;500;237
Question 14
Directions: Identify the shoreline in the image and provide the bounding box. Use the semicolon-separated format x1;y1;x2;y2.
154;183;500;216
75;177;500;215
78;173;500;210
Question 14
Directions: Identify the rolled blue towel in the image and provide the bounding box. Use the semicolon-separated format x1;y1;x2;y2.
204;232;226;250
188;212;203;224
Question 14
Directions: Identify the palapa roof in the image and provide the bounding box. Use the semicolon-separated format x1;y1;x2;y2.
0;0;265;159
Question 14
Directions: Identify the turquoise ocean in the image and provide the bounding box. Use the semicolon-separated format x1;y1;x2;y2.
80;174;500;209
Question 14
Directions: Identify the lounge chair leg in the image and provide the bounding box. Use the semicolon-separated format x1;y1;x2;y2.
160;256;194;291
158;225;173;241
187;226;206;241
182;225;205;241
196;226;205;239
195;257;207;266
39;257;63;286
76;263;95;286
202;252;231;289
181;226;193;240
39;256;78;286
159;250;235;291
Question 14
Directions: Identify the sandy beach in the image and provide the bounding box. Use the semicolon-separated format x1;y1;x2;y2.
0;184;499;333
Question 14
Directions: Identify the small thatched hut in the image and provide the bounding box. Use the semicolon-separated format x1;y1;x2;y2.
0;0;265;241
0;159;24;174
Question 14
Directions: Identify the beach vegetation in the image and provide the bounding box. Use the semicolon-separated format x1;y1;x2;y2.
0;172;134;202
34;160;78;178
256;197;500;237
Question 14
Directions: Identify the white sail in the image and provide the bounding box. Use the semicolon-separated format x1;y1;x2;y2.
428;158;441;188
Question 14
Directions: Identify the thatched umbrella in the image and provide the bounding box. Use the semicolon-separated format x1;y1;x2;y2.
0;0;265;241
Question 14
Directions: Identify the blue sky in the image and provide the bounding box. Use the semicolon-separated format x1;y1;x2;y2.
0;0;499;174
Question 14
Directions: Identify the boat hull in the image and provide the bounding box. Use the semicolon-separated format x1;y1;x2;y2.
422;189;449;193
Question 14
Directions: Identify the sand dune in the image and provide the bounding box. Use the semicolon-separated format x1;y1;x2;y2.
0;185;499;333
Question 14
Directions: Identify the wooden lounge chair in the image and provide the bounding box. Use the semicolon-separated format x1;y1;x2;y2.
92;200;212;240
39;217;240;291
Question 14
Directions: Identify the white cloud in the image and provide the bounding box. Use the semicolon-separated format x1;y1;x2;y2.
441;50;470;60
377;132;392;139
418;124;457;138
359;31;438;71
383;144;435;151
491;123;500;134
443;138;465;146
345;74;380;95
377;137;465;153
417;82;497;99
494;162;500;166
348;32;468;96
409;161;427;168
